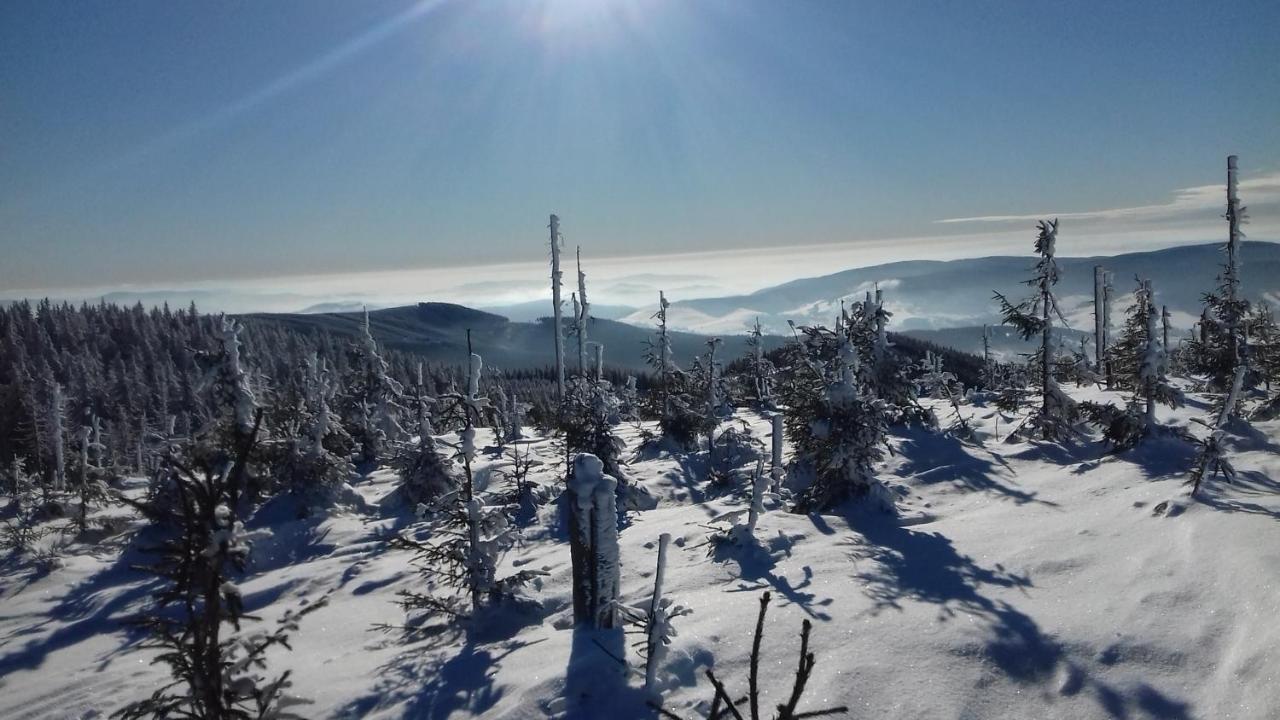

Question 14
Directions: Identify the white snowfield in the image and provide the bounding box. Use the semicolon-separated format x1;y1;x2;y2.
2;386;1278;719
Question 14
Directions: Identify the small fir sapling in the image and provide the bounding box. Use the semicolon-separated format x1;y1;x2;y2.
1084;279;1183;450
920;352;976;440
390;340;543;621
844;290;927;425
1188;366;1247;498
778;327;893;512
993;219;1079;440
493;442;548;525
1186;155;1252;394
116;410;323;720
649;592;848;720
747;318;777;408
72;418;110;533
344;309;407;466
1249;304;1280;418
618;376;641;421
275;354;356;511
192;317;264;508
2;457;49;554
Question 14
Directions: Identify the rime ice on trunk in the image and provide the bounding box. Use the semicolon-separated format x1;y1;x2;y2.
593;343;604;384
1094;265;1107;374
50;381;66;491
1225;155;1243;362
994;219;1076;440
576;247;590;375
746;459;766;535
644;532;672;694
550;215;566;401
652;291;674;413
567;453;620;629
217;317;257;437
706;337;722;450
770;413;784;489
1190;366;1247;497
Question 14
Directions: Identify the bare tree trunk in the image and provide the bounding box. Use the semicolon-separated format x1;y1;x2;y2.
576;246;590;375
1094;265;1106;373
550;215;565;401
644;533;672;694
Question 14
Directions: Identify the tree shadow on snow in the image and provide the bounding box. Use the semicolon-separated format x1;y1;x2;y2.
337;635;539;719
893;429;1058;507
0;530;161;681
338;602;549;720
1100;432;1199;482
1194;482;1280;521
841;511;1198;719
711;530;833;621
561;626;655;719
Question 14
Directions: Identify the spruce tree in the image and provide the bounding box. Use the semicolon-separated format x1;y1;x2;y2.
994;219;1078;440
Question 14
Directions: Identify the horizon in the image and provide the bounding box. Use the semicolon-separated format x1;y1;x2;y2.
4;0;1279;300
3;236;1276;320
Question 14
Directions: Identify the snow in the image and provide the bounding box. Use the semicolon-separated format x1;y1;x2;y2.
3;385;1280;719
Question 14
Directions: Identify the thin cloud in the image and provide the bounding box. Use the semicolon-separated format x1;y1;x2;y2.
936;171;1280;225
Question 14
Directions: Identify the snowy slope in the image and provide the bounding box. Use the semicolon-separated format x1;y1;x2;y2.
2;386;1278;719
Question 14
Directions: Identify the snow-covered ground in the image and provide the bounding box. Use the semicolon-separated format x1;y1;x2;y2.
2;386;1278;719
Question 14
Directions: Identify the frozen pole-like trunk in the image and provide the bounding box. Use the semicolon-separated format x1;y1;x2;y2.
136;411;146;472
770;413;784;488
576;247;590;375
1140;280;1160;426
1225;155;1244;365
593;343;604;384
509;392;522;441
643;532;673;694
657;291;672;414
1226;156;1241;306
1162;305;1171;353
550;215;565;401
982;324;992;377
50;382;66;491
568;453;620;629
747;459;766;534
1094;265;1106;373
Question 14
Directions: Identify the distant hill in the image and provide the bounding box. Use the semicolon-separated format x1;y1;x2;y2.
473;300;637;323
239;302;784;374
241;301;987;388
902;325;1093;362
622;241;1280;337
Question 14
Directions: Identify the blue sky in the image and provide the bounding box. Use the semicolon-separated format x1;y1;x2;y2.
2;0;1278;298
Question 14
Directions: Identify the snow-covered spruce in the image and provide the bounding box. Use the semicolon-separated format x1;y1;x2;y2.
389;345;543;621
271;354;357;513
342;308;407;466
116;411;322;720
777;327;894;513
1084;278;1183;449
994;219;1080;441
1188;365;1247;498
1185;155;1252;394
